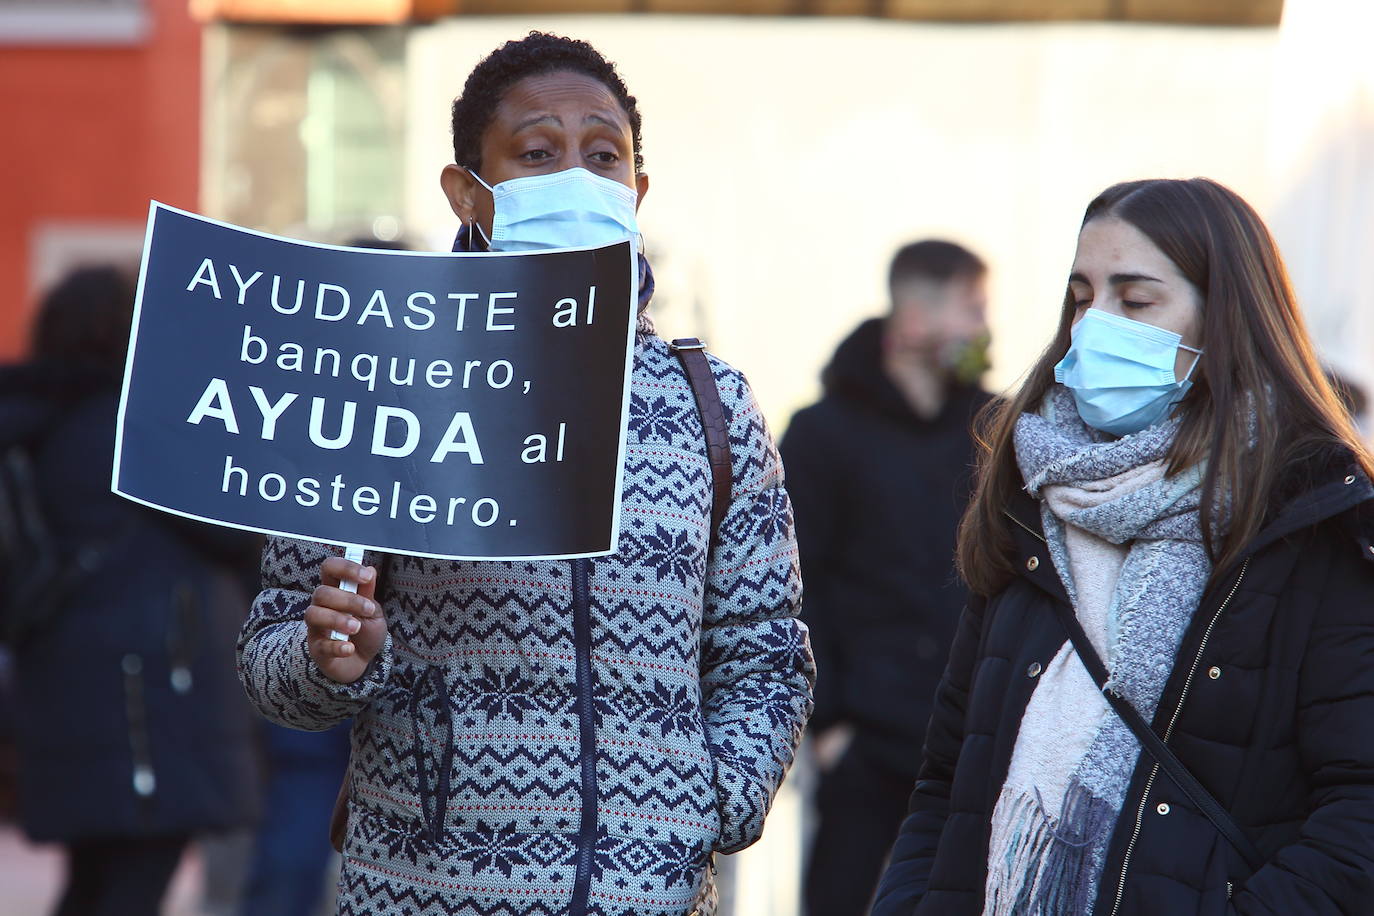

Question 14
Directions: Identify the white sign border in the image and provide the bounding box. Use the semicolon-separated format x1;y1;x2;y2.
112;200;641;562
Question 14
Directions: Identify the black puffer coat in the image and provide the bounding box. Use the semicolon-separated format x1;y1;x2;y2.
780;318;990;776
873;453;1374;915
0;364;262;842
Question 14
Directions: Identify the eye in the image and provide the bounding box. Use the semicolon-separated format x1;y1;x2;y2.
587;150;620;165
1122;300;1152;309
519;148;552;161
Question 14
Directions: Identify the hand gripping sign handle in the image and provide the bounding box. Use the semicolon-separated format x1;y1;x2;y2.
328;545;366;642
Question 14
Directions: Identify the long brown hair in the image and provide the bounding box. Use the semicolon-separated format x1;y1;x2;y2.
957;178;1373;596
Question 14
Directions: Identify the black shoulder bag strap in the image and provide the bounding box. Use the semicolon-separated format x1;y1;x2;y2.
670;339;732;545
1052;601;1266;872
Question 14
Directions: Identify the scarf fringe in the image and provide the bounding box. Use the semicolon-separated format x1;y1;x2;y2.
985;780;1116;916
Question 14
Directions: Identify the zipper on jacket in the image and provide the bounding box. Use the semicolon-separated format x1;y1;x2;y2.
166;580;197;694
121;653;157;804
1004;508;1047;545
569;558;598;915
1107;560;1249;916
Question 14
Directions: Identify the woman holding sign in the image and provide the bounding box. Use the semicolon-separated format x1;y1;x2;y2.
872;178;1374;914
237;32;813;916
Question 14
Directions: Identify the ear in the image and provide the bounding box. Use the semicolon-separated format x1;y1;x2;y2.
440;164;480;222
634;172;650;212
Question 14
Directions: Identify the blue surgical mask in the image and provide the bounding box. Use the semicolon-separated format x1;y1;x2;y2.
1054;308;1203;437
467;167;640;253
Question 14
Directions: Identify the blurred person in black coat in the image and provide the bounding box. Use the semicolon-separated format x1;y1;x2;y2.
0;265;261;916
780;241;993;915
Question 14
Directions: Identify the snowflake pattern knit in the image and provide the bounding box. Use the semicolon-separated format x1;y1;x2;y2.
237;332;815;916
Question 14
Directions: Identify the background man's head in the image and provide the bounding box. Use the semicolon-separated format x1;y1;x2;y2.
884;240;989;379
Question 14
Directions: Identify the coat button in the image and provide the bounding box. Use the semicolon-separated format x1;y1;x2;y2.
1345;475;1357;485
1026;556;1040;571
1027;662;1043;678
1157;803;1170;815
1208;666;1221;680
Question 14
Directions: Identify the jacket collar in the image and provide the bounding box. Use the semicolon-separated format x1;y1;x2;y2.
1004;487;1070;606
1004;451;1374;599
1242;456;1374;560
822;318;988;428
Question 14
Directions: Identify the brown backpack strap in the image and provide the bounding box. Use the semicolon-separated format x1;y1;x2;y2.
670;339;733;542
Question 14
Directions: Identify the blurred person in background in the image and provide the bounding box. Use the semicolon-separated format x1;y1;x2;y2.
237;715;348;916
0;265;261;916
874;178;1374;914
781;240;992;915
0;642;16;823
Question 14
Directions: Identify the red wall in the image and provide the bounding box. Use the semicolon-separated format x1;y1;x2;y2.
0;0;200;360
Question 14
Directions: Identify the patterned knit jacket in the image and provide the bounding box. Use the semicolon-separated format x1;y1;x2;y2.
237;331;815;916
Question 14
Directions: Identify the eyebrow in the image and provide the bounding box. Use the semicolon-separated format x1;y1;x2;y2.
511;112;625;133
512;113;561;132
1068;271;1165;285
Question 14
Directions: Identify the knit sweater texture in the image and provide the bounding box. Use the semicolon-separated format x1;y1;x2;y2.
237;332;814;916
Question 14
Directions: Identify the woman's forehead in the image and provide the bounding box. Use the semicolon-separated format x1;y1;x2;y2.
493;71;628;132
1072;218;1179;279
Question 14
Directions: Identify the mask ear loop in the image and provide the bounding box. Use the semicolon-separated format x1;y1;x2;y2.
464;166;496;251
1179;344;1204;383
472;220;493;250
465;166;495;193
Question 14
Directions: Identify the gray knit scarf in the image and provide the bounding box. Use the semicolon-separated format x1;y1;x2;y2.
984;385;1211;915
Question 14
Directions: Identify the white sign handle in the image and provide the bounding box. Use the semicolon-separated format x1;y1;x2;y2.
328;544;366;642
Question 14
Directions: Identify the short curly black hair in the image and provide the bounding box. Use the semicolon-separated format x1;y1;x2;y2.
451;32;643;174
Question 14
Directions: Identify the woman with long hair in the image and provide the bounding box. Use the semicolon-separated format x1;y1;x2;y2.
872;177;1374;914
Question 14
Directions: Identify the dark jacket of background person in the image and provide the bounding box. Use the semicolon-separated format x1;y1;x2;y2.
780;317;991;777
0;361;262;843
871;453;1374;915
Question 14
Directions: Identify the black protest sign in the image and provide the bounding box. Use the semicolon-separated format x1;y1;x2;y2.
114;203;638;560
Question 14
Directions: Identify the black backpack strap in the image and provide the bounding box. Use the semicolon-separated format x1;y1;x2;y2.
669;339;732;544
1050;594;1266;872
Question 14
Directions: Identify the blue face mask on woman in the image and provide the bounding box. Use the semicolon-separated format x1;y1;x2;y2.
467;167;640;253
1054;308;1204;437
